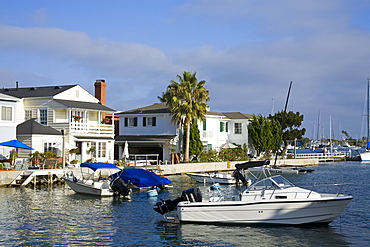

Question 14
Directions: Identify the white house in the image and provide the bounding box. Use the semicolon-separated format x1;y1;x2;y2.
201;112;253;152
0;80;116;163
115;102;253;163
0;93;20;157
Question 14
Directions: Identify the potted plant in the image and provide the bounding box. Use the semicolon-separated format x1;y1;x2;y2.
8;149;18;166
101;117;110;124
73;116;82;121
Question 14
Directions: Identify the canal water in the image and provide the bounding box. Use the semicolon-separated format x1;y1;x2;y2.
0;161;369;246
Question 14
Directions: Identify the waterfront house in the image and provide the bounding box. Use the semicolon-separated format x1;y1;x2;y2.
0;80;115;163
115;102;253;164
0;93;20;157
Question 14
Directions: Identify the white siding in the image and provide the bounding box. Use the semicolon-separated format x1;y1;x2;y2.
118;114;177;135
0;94;19;144
54;109;68;123
54;85;98;103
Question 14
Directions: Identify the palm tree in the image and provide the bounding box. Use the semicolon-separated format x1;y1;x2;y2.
159;71;210;163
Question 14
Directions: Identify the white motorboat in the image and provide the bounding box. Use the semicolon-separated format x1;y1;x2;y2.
186;172;236;184
63;162;131;197
154;160;353;225
64;163;172;197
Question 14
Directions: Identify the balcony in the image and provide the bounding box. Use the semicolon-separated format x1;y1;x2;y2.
69;122;114;136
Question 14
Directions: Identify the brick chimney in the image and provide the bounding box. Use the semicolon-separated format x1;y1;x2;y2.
94;79;106;106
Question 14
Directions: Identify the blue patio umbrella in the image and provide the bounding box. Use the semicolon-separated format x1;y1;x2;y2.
0;139;34;150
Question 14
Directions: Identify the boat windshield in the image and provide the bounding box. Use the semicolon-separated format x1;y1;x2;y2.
248;175;294;190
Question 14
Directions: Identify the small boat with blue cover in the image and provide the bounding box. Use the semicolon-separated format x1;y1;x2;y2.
64;163;171;197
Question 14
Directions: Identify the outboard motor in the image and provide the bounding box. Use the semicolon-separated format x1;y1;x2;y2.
110;176;132;197
154;188;202;215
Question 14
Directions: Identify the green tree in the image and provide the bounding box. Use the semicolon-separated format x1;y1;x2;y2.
159;71;210;163
269;111;306;155
183;119;203;160
248;115;281;156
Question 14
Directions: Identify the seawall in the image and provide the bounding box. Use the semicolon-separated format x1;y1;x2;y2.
0;159;319;186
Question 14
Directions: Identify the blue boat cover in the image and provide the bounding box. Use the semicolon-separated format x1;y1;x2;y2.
111;168;171;187
80;162;121;171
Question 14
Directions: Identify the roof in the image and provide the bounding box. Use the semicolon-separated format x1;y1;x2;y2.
0;93;20;102
17;119;62;135
116;102;252;119
116;102;170;114
54;99;115;112
74;136;114;140
221;112;253;119
0;85;76;98
115;135;176;142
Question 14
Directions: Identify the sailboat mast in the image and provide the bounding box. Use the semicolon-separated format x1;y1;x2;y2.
367;78;369;149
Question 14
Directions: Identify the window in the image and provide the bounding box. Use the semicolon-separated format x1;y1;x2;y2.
125;117;138;127
203;120;206;131
91;142;96;158
220;122;224;132
1;106;12;121
220;122;228;132
25;110;32;121
97;142;106;158
44;142;57;154
234;123;242;134
143;117;156;127
39;108;48;125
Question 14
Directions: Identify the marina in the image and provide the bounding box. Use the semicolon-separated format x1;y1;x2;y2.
0;161;368;246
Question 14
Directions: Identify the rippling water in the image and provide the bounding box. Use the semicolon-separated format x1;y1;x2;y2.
0;161;369;246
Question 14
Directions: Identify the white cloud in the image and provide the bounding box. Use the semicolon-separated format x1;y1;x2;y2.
1;0;370;138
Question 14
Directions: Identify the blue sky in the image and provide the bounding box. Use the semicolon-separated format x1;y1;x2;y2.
1;0;370;140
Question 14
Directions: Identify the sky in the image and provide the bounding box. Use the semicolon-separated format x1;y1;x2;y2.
1;0;370;140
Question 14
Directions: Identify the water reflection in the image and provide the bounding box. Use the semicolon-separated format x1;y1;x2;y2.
156;221;351;247
0;162;368;246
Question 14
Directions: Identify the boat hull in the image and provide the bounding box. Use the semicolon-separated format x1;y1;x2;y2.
176;196;353;225
360;151;370;161
186;173;236;184
64;178;114;196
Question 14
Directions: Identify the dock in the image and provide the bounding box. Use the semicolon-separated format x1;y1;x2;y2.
0;169;67;187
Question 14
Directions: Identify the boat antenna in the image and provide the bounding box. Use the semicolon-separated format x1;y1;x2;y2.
273;81;292;167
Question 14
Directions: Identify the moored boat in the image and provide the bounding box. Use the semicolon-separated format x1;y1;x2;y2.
63;162;131;197
154;160;352;225
186;172;236;184
64;164;172;197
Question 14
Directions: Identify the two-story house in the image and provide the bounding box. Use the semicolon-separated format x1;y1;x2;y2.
201;112;253;151
115;103;180;163
0;80;116;163
115;102;253;163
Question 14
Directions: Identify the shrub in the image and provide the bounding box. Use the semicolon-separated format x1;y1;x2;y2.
219;148;248;161
198;150;222;162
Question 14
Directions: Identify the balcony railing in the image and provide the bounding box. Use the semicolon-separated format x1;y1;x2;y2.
70;122;114;136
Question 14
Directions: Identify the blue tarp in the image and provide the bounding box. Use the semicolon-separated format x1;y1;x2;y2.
80;162;121;171
111;168;171;187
